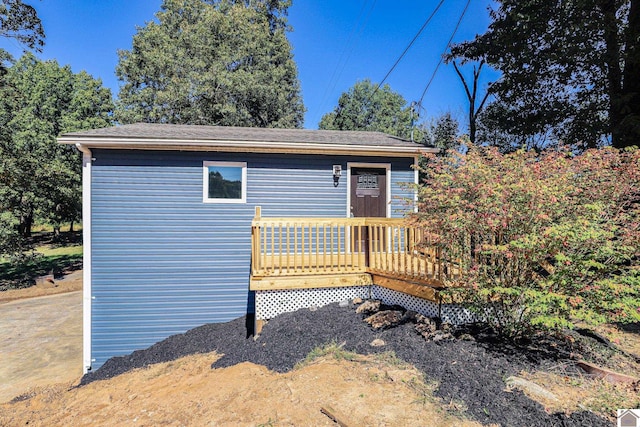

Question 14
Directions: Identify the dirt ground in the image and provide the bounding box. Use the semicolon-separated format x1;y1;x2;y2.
0;271;83;403
0;269;83;304
0;352;485;427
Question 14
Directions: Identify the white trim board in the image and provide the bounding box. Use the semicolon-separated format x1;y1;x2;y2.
59;137;436;158
76;143;93;374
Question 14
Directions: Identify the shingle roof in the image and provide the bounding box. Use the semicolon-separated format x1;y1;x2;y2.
61;123;421;146
58;123;435;157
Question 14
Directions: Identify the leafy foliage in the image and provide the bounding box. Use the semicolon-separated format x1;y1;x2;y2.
0;211;24;260
0;53;113;258
423;112;460;153
412;146;640;337
0;233;82;289
0;0;43;51
319;79;418;141
449;0;640;149
116;0;304;128
0;0;44;76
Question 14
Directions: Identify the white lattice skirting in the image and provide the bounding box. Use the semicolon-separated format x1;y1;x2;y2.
255;285;477;325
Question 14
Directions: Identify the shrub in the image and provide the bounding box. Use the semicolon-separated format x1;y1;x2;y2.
0;211;32;263
411;145;640;337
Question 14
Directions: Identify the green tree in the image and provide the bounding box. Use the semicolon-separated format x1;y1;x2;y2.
116;0;304;128
449;0;640;149
0;0;45;76
417;112;461;183
0;0;43;50
474;100;556;153
0;53;113;246
425;112;460;153
319;79;417;140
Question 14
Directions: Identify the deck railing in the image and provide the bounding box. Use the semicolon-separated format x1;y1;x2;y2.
251;207;467;286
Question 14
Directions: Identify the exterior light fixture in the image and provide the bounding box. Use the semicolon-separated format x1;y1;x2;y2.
333;165;342;187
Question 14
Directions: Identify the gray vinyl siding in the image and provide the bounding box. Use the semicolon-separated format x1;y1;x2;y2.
390;167;416;217
89;149;415;369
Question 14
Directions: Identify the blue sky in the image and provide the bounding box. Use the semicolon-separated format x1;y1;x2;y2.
3;0;496;130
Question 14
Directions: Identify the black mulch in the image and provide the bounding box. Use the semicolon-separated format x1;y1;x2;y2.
80;303;609;427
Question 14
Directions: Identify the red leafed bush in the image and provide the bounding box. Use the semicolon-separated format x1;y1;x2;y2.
411;145;640;337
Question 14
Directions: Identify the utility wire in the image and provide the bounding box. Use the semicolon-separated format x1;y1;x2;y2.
371;0;446;98
316;0;377;119
417;0;471;107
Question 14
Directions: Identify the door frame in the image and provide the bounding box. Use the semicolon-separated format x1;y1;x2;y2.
346;162;391;218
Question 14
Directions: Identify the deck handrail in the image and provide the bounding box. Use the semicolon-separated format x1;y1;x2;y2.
251;207;467;286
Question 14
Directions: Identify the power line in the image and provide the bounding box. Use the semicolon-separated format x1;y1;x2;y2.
316;0;377;119
372;0;446;98
417;0;471;107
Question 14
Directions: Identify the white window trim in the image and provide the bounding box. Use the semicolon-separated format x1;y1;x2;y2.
203;161;247;203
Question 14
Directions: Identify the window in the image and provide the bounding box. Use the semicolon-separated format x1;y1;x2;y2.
203;161;246;203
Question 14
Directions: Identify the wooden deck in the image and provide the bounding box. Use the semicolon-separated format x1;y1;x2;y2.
250;207;467;298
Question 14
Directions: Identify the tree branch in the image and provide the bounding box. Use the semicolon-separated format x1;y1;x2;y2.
452;61;473;102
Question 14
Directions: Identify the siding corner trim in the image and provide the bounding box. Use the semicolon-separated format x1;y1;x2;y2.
76;143;93;373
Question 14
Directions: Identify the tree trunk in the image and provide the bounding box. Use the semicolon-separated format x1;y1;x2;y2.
18;212;33;238
70;221;74;232
452;61;491;146
597;0;624;148
620;0;640;148
469;104;477;145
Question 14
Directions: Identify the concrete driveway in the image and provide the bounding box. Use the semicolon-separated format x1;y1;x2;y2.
0;291;82;403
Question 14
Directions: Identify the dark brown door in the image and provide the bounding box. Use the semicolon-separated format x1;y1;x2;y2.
350;168;387;218
350;168;387;262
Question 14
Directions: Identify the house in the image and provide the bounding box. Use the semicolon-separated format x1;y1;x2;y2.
60;123;456;373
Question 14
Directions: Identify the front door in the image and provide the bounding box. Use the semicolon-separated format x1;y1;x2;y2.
350;167;387;262
350;167;387;218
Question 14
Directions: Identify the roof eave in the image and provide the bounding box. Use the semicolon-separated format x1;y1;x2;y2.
58;136;439;157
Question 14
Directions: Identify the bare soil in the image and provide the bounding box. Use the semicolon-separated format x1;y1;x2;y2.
0;269;83;303
0;270;83;403
0;352;484;427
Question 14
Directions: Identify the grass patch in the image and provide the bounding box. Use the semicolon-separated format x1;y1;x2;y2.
31;223;82;234
0;231;82;290
37;244;83;258
295;341;358;369
372;350;411;368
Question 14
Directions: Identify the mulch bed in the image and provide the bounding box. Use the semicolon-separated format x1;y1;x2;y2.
81;301;612;426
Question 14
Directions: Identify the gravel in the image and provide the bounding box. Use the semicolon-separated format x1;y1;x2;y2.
81;302;609;427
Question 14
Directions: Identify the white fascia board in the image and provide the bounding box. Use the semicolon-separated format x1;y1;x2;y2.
58;136;438;157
